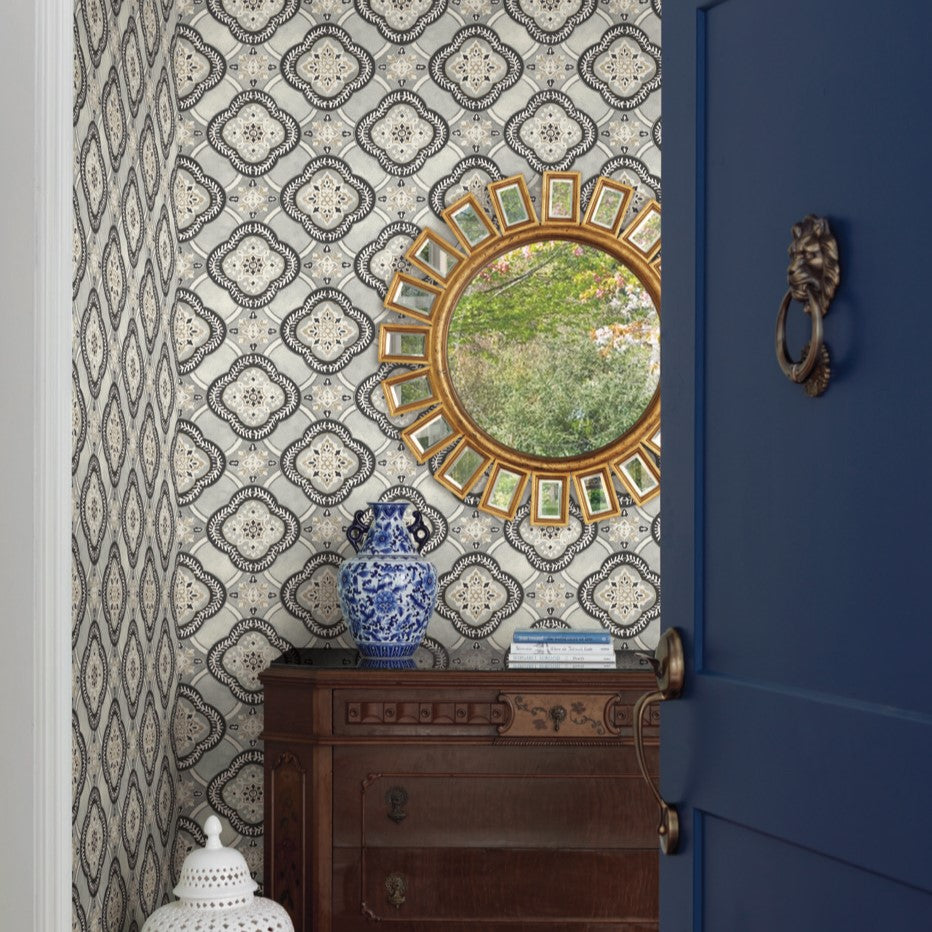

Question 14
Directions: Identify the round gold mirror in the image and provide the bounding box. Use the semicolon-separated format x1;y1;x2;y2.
378;172;661;526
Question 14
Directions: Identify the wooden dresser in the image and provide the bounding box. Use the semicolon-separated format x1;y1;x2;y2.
260;651;659;931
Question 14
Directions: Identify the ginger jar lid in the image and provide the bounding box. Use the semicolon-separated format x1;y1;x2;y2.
172;815;257;909
141;815;294;931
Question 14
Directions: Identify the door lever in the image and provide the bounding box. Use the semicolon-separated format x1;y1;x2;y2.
634;649;662;677
633;628;684;855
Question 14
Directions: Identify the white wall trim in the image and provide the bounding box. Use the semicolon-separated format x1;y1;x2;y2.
34;0;73;926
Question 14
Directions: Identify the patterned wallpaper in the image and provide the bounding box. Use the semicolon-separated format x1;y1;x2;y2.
72;0;182;927
169;0;662;886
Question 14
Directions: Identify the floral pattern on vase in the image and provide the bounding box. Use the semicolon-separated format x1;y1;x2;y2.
337;501;438;664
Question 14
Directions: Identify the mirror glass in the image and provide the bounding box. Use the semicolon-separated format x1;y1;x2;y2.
446;238;660;459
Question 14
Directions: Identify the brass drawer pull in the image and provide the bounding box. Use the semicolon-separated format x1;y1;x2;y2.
548;704;566;731
385;872;406;909
386;785;408;823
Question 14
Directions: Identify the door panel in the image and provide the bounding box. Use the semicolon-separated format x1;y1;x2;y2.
662;0;932;927
704;816;932;928
700;0;932;710
686;677;932;890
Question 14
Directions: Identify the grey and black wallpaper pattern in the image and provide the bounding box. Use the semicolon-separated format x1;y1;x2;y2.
73;0;182;927
169;0;661;887
76;0;661;922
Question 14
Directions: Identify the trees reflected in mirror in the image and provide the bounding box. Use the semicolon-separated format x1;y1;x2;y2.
449;238;659;459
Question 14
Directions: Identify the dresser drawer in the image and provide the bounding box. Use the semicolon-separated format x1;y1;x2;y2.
341;771;656;849
333;846;658;927
332;744;655;848
332;686;658;741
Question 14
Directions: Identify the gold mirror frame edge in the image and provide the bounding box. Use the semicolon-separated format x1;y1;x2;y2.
379;175;661;526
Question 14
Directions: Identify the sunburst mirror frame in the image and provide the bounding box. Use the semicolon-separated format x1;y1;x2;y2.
379;172;662;527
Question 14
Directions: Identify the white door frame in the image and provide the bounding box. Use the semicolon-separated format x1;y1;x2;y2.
0;0;71;926
36;0;73;924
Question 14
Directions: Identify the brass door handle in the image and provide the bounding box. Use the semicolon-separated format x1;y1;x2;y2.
633;628;684;855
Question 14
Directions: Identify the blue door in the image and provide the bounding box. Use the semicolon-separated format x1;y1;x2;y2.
661;1;932;927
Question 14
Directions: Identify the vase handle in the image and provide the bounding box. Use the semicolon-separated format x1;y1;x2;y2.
346;508;372;553
407;510;430;552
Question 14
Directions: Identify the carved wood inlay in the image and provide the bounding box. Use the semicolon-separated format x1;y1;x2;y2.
345;700;508;726
498;692;623;738
270;751;306;926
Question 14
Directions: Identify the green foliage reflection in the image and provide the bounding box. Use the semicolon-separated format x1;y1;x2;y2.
448;239;659;459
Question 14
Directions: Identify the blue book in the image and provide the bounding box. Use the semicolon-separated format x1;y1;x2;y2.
512;628;611;644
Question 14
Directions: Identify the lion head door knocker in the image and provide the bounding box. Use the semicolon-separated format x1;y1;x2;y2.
774;215;841;397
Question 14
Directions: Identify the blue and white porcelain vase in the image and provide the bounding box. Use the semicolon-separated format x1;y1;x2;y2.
337;501;438;666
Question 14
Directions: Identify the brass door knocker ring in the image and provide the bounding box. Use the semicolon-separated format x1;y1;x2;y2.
774;215;840;397
775;288;826;383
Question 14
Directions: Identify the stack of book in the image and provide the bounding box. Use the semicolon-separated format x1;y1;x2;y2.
507;628;616;669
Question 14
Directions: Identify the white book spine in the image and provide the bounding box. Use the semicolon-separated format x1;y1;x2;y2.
509;643;615;655
507;653;617;666
507;660;617;669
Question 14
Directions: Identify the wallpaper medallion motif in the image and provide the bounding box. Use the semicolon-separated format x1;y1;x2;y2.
73;0;181;927
170;0;661;890
281;23;375;109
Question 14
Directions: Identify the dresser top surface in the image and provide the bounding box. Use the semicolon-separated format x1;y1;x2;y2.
260;648;656;689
